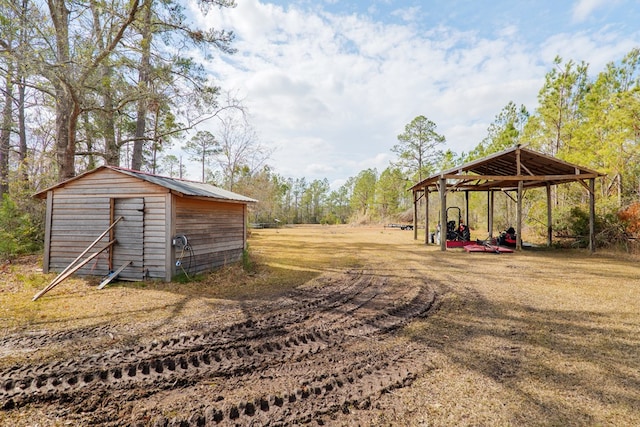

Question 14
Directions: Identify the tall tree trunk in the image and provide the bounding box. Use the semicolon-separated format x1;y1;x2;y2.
617;173;622;207
0;59;14;197
18;76;27;182
48;0;77;181
83;113;96;170
102;84;118;166
18;0;29;182
132;0;152;171
54;83;79;181
48;0;141;181
90;0;118;167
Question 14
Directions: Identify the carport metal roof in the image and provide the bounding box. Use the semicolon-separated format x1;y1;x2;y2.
409;145;603;193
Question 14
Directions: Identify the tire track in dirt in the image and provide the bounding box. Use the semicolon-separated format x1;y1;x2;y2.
0;273;360;364
0;272;372;405
0;324;118;349
146;347;422;426
0;271;367;370
1;270;435;425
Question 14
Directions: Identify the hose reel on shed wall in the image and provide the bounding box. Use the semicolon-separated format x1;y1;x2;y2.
172;234;194;277
172;234;188;249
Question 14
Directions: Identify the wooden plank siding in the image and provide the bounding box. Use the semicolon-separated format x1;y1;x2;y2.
174;197;245;275
48;196;112;276
142;195;167;280
45;169;169;280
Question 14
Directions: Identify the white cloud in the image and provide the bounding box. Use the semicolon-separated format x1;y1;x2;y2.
541;28;639;71
571;0;609;22
183;0;639;185
390;6;422;23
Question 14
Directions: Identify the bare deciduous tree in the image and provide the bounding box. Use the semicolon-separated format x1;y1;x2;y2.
213;114;272;191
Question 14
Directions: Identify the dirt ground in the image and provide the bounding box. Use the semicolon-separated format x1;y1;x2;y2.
1;225;640;426
1;269;434;426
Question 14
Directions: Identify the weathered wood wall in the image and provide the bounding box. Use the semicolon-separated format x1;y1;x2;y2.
45;169;168;279
174;197;246;276
47;195;111;276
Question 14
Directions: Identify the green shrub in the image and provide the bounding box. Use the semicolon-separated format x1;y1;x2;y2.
242;245;255;273
0;195;43;260
554;205;630;249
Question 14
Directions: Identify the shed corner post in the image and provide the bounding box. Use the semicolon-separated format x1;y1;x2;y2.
243;203;249;250
165;192;175;282
108;198;115;271
42;190;54;273
439;177;447;251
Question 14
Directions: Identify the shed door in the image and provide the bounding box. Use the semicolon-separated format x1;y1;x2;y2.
113;198;144;280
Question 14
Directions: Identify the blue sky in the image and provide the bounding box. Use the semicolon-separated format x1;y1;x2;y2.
186;0;640;188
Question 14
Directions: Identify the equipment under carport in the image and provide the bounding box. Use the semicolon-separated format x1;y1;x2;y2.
433;207;472;248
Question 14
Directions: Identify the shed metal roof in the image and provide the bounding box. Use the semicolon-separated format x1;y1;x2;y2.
34;166;258;203
409;145;604;192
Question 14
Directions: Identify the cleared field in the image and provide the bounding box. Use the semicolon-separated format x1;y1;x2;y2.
251;225;640;425
1;225;639;425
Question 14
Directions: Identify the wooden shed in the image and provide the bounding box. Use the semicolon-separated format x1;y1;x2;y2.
34;166;257;282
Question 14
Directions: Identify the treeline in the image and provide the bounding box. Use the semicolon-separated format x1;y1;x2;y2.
238;50;640;247
1;0;639;259
234;167;414;225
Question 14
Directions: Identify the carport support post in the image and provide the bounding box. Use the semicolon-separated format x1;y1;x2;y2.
516;147;522;251
546;183;553;247
589;178;596;253
465;190;469;228
413;190;418;240
516;180;523;251
424;189;430;244
488;190;494;238
439;177;447;251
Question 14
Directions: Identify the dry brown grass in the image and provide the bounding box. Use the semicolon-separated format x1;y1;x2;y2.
250;225;640;426
2;224;640;425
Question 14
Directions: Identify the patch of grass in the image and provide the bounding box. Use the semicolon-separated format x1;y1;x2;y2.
172;272;204;284
252;226;640;426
